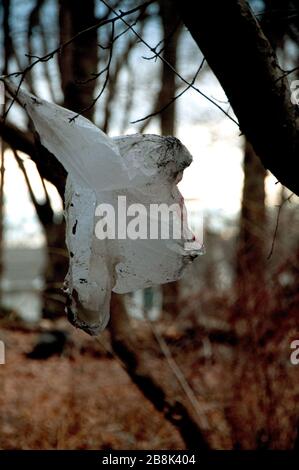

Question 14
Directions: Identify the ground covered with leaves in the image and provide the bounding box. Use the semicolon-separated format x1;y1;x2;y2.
0;323;184;450
0;307;298;450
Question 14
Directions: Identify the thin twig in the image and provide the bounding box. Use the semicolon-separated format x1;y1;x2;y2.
0;0;155;119
97;21;136;50
101;0;239;127
131;58;206;124
69;21;116;122
145;316;210;428
142;18;182;61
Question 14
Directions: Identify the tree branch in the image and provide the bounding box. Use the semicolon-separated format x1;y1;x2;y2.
174;0;299;196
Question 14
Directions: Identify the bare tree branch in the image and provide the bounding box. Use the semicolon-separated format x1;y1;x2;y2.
267;192;294;260
0;0;155;119
131;59;205;124
12;148;54;227
101;0;239;126
174;0;299;196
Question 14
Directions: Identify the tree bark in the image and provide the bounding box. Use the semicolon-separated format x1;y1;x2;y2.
174;0;299;196
158;0;181;136
58;0;98;120
235;140;267;310
159;0;182;316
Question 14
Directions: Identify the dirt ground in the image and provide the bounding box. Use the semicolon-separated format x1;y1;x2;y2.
1;310;298;450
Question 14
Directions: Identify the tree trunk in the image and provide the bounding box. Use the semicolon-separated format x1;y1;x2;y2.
235;140;267;313
58;0;98;120
226;141;269;448
158;0;181;136
159;0;182;317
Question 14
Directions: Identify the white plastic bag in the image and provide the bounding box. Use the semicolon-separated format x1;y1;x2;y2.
5;82;203;335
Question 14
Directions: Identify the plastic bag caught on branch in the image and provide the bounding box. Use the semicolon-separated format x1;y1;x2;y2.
5;82;203;335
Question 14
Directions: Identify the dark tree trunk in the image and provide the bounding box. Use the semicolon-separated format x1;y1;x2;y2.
159;0;182;317
158;0;181;136
58;0;98;120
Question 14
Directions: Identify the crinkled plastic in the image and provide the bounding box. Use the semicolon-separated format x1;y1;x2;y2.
5;81;203;335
